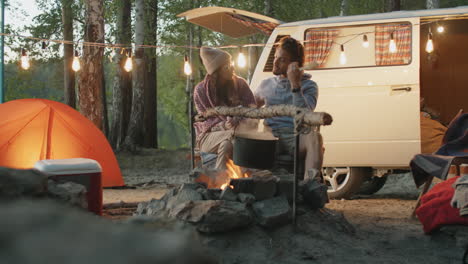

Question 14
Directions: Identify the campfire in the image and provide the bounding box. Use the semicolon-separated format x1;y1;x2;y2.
136;156;329;234
195;159;251;189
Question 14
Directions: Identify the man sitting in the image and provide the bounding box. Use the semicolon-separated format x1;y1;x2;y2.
254;36;323;180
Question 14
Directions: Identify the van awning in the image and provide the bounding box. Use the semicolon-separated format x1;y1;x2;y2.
177;6;283;38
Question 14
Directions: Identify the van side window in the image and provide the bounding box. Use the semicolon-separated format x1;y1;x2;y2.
304;22;412;69
263;35;289;72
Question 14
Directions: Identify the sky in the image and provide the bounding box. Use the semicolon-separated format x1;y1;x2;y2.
6;0;40;30
4;0;41;60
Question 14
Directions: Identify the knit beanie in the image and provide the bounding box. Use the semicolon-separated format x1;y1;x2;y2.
200;47;232;75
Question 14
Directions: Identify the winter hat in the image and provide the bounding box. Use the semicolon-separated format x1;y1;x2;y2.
200;47;232;75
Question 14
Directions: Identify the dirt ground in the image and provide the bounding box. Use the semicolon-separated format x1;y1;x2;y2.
104;148;468;263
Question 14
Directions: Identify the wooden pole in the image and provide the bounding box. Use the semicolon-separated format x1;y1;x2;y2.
196;105;333;126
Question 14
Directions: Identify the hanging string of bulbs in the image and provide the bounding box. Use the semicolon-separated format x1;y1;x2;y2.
9;18;447;73
331;21;444;66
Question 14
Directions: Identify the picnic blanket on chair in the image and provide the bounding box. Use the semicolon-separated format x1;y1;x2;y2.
416;176;468;233
411;113;468;188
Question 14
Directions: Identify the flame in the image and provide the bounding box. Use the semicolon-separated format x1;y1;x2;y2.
194;159;250;189
219;159;248;189
220;183;234;190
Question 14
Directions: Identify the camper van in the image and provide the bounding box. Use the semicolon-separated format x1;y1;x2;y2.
179;6;468;199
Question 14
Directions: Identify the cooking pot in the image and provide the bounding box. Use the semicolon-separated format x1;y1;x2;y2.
233;136;277;170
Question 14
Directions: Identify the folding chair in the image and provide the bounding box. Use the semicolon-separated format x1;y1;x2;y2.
410;113;468;217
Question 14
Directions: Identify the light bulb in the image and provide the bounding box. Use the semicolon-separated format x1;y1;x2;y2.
426;33;434;53
184;55;192;75
339;45;347;65
362;35;369;48
389;33;397;53
237;52;246;68
72;50;81;72
437;26;444;33
124;56;133;72
20;49;30;70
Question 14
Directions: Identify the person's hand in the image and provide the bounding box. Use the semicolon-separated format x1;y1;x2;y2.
287;62;303;92
225;117;240;129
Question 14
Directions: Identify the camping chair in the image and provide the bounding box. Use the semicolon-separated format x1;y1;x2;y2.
410;113;468;217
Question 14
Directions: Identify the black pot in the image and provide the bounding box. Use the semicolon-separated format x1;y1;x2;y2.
233;136;277;170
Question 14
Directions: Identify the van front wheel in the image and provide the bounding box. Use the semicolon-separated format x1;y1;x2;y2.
323;167;370;199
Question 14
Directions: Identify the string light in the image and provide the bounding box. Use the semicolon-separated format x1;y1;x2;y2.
237;47;246;68
389;32;397;53
339;45;347;65
362;35;369;48
20;48;30;70
437;25;444;33
184;55;192;76
72;50;81;72
124;50;133;72
426;32;434;53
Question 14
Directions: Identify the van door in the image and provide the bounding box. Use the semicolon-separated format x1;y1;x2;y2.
177;6;282;38
308;18;421;168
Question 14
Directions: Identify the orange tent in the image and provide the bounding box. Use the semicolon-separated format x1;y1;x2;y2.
0;99;124;187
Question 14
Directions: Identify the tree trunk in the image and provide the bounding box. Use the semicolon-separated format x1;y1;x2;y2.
426;0;439;9
385;0;401;12
264;0;274;16
123;0;145;151
61;0;75;108
78;0;105;130
110;0;132;149
143;0;158;148
101;63;109;136
339;0;348;16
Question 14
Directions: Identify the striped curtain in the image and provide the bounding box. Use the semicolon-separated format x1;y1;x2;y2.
304;29;339;67
375;24;412;65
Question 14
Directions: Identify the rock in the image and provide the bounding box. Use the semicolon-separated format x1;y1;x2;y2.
230;176;278;201
169;200;253;233
47;180;88;209
169;200;216;223
0;199;218;264
276;178;294;202
252;196;291;228
0;167;48;198
166;188;203;209
238;193;256;205
199;188;221;200
197;201;253;233
161;188;177;203
252;175;278;201
179;183;206;192
145;199;166;216
135;201;149;215
220;187;237;201
230;178;254;194
300;178;329;209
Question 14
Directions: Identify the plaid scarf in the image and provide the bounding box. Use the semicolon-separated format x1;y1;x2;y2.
193;74;256;143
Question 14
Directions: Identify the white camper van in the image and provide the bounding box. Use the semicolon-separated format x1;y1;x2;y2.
179;6;468;198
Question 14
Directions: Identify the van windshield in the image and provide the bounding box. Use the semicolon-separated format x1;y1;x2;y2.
304;22;412;69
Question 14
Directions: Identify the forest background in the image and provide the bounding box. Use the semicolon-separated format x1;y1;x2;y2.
4;0;466;151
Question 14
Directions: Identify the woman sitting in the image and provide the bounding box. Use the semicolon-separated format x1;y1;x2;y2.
194;47;256;170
